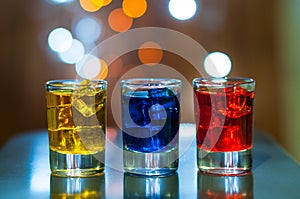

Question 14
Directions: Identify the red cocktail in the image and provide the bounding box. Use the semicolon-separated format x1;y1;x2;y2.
193;77;255;175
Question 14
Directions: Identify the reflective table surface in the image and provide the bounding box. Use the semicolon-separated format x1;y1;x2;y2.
0;123;299;198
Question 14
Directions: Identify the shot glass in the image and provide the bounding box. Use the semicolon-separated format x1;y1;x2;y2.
193;77;255;175
120;78;182;175
45;79;107;177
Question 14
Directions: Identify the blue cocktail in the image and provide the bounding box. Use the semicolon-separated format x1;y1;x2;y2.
121;78;181;175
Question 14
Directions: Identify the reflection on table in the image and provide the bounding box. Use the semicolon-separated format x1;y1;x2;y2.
124;172;179;198
198;172;253;199
50;174;105;199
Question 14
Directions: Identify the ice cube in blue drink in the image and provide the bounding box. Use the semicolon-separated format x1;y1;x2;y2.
123;87;180;152
148;87;172;98
149;103;167;121
128;91;151;126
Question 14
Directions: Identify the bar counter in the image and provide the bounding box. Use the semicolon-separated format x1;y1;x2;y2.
0;123;299;198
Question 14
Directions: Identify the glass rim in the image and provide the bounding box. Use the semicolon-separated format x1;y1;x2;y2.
45;79;107;90
193;77;255;87
120;78;182;88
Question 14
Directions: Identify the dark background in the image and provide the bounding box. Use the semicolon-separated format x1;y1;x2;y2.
2;0;298;162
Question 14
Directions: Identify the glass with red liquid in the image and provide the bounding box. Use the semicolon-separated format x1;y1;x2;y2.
193;77;255;175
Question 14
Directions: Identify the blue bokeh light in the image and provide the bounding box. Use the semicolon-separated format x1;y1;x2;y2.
48;0;74;4
74;17;102;43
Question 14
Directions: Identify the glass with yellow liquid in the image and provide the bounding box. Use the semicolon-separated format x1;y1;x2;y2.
45;79;107;177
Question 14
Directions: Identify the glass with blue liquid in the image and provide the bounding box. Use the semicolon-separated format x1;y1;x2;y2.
120;78;182;175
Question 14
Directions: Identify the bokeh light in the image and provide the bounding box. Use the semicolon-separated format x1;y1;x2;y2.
48;0;74;4
48;27;73;53
204;51;232;78
58;39;85;64
80;0;103;12
122;0;147;18
95;59;109;79
74;17;101;43
90;0;104;6
101;0;112;6
84;42;97;54
168;0;197;20
108;8;133;32
90;0;112;6
138;41;163;66
75;54;101;79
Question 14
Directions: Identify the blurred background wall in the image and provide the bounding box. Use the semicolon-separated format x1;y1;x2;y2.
277;0;300;164
0;0;298;163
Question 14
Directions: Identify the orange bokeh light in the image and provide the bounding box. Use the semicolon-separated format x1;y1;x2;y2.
92;0;112;6
102;0;112;6
91;0;104;6
138;41;163;66
108;8;133;32
80;0;103;12
95;59;108;79
122;0;147;18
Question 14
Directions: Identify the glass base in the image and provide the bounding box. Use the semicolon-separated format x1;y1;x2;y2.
50;150;105;177
197;148;252;175
123;147;178;176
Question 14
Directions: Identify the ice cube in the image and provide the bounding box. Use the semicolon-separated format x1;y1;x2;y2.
74;79;96;97
72;98;96;117
148;88;173;98
78;86;96;97
57;106;75;128
77;126;105;152
71;80;99;117
225;86;252;118
213;86;253;118
128;97;151;126
149;103;167;121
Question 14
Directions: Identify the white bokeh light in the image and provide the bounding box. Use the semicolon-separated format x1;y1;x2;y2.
74;17;101;43
204;52;232;78
75;54;101;79
48;0;74;4
58;39;85;64
48;27;73;53
168;0;197;20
